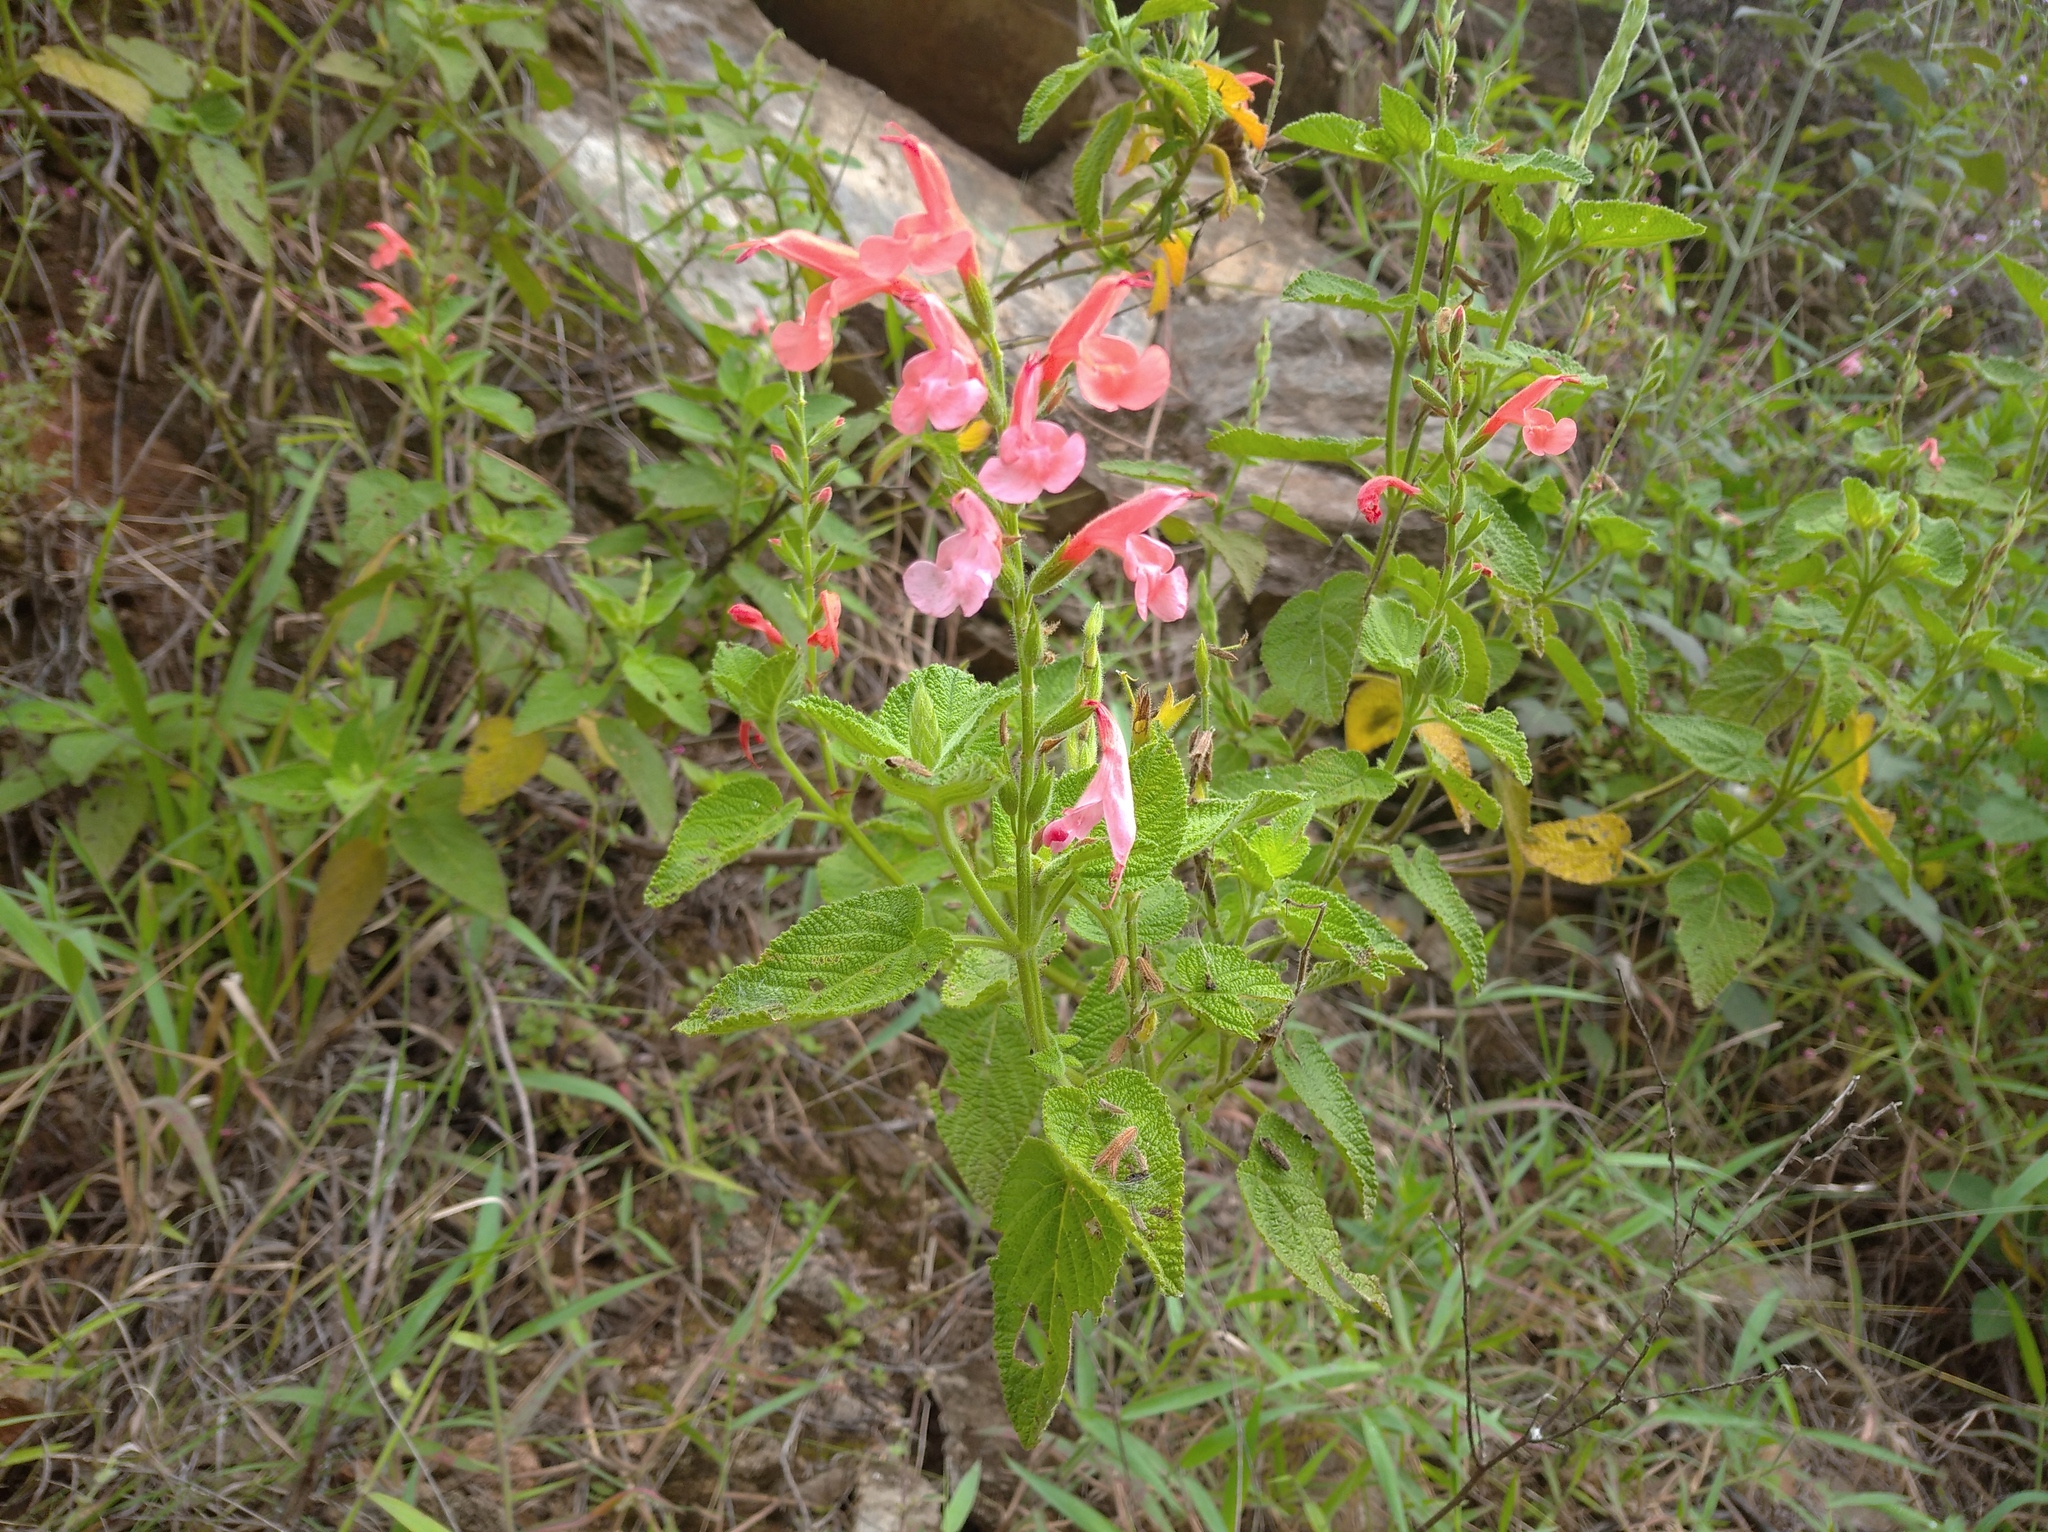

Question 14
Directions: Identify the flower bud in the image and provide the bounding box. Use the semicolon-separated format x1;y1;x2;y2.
769;443;789;465
813;486;832;507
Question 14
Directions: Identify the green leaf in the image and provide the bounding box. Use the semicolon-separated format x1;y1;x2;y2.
1271;879;1421;981
1173;942;1291;1037
1042;1068;1185;1293
1998;255;2048;331
924;1002;1045;1211
644;777;799;906
1568;0;1648;161
1377;83;1432;153
1019;55;1101;141
1073;101;1135;236
621;650;709;734
942;1462;982;1532
105;35;195;99
1209;425;1376;462
681;887;951;1034
34;45;153;124
369;1493;458;1532
75;772;150;881
1573;200;1706;249
452;384;536;439
1390;845;1487;987
188;137;273;268
990;1137;1126;1447
1238;1112;1384;1313
1297;749;1398;812
1439;148;1592;186
1666;860;1770;1007
1281;270;1410;316
1276;1025;1380;1207
594;717;676;843
1974;794;2048;846
1280;111;1392;160
1248;494;1330;545
1643;714;1771;782
225;761;330;814
1546;635;1603;715
1133;0;1213;19
1444;706;1530;783
1194;521;1269;598
1594;598;1645;717
1261;572;1367;725
513;671;608;735
392;797;508;920
1118;743;1189;891
1477;512;1543;595
1357;591;1424;677
518;1071;674;1162
788;694;906;760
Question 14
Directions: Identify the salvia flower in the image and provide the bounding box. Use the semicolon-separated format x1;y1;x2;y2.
737;720;766;766
1058;485;1207;623
359;282;413;327
732;231;919;372
1044;273;1171;413
891;290;989;434
1836;349;1865;379
1918;436;1944;470
1479;373;1579;457
1039;700;1136;885
728;603;786;646
366;221;414;270
1356;475;1421;527
904;490;1004;619
859;126;981;284
808;591;842;659
978;356;1087;505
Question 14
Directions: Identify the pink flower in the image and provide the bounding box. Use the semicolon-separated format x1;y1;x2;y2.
904;490;1004;618
859;126;981;285
1040;701;1136;886
359;282;413;327
1518;409;1577;456
367;221;414;270
977;356;1087;505
1044;273;1171;413
738;720;766;766
731;231;919;372
891;290;988;434
1918;436;1944;470
1479;374;1577;441
728;603;786;646
1055;485;1207;623
1836;349;1865;379
1122;530;1187;623
808;591;842;659
1356;475;1421;527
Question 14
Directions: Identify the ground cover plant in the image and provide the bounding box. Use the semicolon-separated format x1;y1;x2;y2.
2;0;2048;1527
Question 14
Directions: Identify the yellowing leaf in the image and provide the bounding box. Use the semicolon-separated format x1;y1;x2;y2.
1523;813;1632;885
1416;721;1474;832
460;716;546;814
1154;684;1194;734
305;839;387;975
955;419;990;452
1918;859;1947;890
35;46;152;124
1818;711;1875;796
1344;677;1402;753
1843;790;1896;857
575;713;616;769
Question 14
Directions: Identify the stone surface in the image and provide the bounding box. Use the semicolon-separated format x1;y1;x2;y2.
753;0;1092;172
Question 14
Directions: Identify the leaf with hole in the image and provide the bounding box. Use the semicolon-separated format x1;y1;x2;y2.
644;776;798;906
1043;1068;1184;1293
1238;1112;1383;1313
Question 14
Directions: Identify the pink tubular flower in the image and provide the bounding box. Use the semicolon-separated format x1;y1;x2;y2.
1836;349;1865;379
1123;529;1187;623
359;282;413;327
1519;409;1577;456
1044;273;1171;413
367;221;414;270
1039;700;1136;885
1918;436;1944;470
728;603;786;646
808;591;842;659
1356;475;1422;527
737;720;766;766
891;290;989;434
859;126;981;284
731;231;920;372
1056;485;1207;623
978;356;1087;505
904;490;1004;619
1478;374;1578;439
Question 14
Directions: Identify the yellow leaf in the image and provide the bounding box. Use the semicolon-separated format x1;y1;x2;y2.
1917;859;1947;891
1817;711;1875;796
575;713;617;769
1522;813;1632;885
1344;677;1403;754
305;839;387;975
1415;721;1469;776
1843;789;1897;858
460;715;546;814
1155;684;1194;734
35;46;152;125
955;419;990;453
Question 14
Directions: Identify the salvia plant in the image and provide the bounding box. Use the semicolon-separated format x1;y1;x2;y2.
630;0;2048;1449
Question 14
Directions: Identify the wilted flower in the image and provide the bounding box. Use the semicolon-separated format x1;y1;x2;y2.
1356;475;1421;527
808;591;842;659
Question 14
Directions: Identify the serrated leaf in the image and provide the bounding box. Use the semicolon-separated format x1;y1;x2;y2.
391;797;508;920
1644;713;1771;782
681;887;950;1034
1572;200;1707;249
187;137;273;268
1262;572;1367;725
1975;793;2048;845
1444;706;1531;783
34;46;152;123
460;716;546;814
1194;522;1268;599
1376;82;1432;152
1271;879;1421;979
1281;270;1411;316
1594;599;1645;717
1358;592;1424;676
1390;844;1486;987
1439;147;1592;186
1043;1069;1184;1293
940;945;1014;1010
621;650;708;734
1276;1026;1380;1207
1019;55;1102;141
990;1138;1126;1448
452;384;535;439
925;1002;1043;1211
1120;742;1188;890
596;716;677;844
305;838;387;975
1479;513;1543;594
1299;748;1397;812
1345;677;1403;753
1238;1112;1384;1313
1072;100;1134;236
1666;860;1770;1007
1523;813;1630;884
1173;941;1291;1037
1208;425;1376;462
644;777;798;906
1280;111;1391;160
